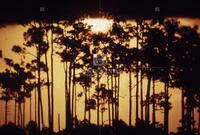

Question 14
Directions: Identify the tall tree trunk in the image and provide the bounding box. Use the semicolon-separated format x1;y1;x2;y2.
107;75;111;126
35;76;37;122
19;103;22;128
111;70;114;125
135;21;139;125
37;47;41;129
68;62;72;129
145;75;151;126
101;110;104;126
74;83;77;124
117;71;120;121
114;71;117;121
23;100;25;128
88;88;91;123
164;82;169;134
40;92;44;128
18;103;20;127
84;87;87;120
72;63;75;126
129;69;132;126
15;99;17;124
152;79;156;127
45;51;51;130
64;62;68;130
181;89;185;131
51;26;54;131
30;97;32;121
97;70;100;127
5;98;8;125
140;68;143;120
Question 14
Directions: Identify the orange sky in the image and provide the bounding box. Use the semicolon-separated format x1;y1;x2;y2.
0;18;200;133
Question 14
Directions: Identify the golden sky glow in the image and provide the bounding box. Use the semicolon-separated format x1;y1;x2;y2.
82;18;113;33
0;18;200;133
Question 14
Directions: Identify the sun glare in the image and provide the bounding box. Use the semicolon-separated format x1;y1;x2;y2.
83;18;113;33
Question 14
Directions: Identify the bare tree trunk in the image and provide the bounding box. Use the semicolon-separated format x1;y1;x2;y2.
51;27;54;131
5;98;8;125
111;70;114;125
19;103;22;128
37;48;41;129
101;110;104;126
97;70;100;127
68;63;72;129
30;97;32;121
114;71;117;121
15;99;17;124
64;62;68;129
164;82;169;134
117;71;120;121
181;90;185;131
88;88;91;123
129;69;132;126
107;75;111;126
145;75;151;126
152;79;156;127
136;21;139;125
72;63;75;126
84;87;87;120
40;92;44;128
23;100;26;128
35;75;37;122
45;52;51;130
18;103;20;127
140;69;144;120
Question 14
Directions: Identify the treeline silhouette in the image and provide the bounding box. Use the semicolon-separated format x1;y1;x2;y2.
0;18;200;135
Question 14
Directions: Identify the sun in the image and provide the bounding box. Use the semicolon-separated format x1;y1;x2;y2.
82;18;113;33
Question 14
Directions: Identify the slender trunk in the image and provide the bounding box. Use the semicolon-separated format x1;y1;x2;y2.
107;75;111;126
164;82;169;134
88;88;91;123
68;63;72;129
51;27;54;131
181;90;185;130
37;46;41;129
111;70;114;125
45;52;51;130
129;69;132;126
5;98;8;125
117;72;120;121
35;78;37;122
114;71;117;121
136;21;139;125
72;63;75;126
152;79;156;127
140;69;143;120
101;110;104;126
74;83;77;123
30;97;32;121
15;99;17;124
65;62;68;129
58;114;61;132
145;75;151;126
84;87;87;120
97;70;100;127
19;103;22;128
23;100;25;128
18;103;20;127
40;93;44;128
